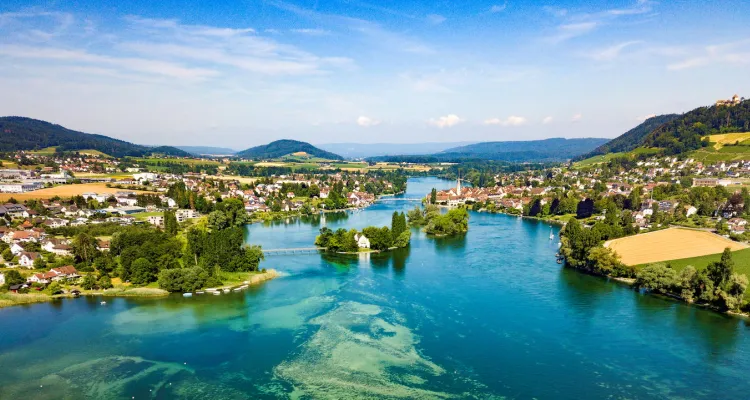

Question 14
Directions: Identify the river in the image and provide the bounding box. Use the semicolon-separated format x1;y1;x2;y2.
0;177;749;399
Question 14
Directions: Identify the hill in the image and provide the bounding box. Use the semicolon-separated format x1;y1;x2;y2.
0;117;149;157
149;146;193;157
176;146;236;156
642;98;750;155
437;138;608;161
236;140;343;160
317;142;476;158
579;114;680;159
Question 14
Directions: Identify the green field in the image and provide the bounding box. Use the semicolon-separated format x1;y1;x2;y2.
131;211;163;220
133;157;221;166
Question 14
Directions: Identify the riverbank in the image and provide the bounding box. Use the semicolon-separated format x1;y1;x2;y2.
0;270;281;309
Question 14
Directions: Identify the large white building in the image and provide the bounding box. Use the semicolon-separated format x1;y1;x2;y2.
0;181;44;193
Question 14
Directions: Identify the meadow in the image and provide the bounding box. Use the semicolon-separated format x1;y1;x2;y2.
0;183;156;201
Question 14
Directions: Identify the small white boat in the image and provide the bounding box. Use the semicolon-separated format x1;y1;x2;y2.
549;230;555;240
100;301;106;305
233;288;242;292
213;291;221;295
196;291;204;295
183;293;193;297
223;289;231;293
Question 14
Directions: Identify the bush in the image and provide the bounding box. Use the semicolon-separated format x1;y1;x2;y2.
158;267;210;292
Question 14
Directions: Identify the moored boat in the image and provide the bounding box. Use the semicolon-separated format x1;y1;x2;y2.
183;293;193;297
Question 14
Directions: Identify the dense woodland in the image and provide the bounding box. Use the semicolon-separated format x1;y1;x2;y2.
579;114;680;158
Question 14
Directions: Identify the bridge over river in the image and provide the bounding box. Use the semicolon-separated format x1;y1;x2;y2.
262;247;326;255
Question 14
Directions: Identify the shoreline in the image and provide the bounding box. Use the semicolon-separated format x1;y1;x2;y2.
0;270;281;310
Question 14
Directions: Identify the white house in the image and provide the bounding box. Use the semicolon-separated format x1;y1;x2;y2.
684;205;698;217
175;209;199;223
18;252;41;268
147;215;165;227
354;233;370;249
42;240;72;256
10;243;24;256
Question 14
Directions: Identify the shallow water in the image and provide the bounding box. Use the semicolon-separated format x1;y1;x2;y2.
1;177;749;399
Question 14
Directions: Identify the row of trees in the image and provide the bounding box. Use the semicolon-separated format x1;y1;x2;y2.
409;205;470;236
635;249;748;312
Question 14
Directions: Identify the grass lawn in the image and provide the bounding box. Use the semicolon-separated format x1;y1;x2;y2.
133;157;221;166
131;211;163;220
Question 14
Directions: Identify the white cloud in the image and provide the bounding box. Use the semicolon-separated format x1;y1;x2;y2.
666;39;750;71
489;3;508;13
290;28;330;36
428;114;463;128
427;14;446;24
571;114;583;123
587;41;643;61
546;22;598;43
484;115;527;126
542;116;554;124
357;116;381;127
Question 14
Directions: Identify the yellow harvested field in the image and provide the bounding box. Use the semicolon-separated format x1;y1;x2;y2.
604;227;748;266
254;161;288;167
706;132;750;149
0;183;157;201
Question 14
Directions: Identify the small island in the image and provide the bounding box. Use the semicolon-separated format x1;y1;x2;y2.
315;211;411;252
408;204;470;236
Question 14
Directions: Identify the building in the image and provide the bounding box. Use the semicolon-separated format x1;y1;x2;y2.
0;181;44;193
18;252;41;268
716;94;742;107
175;209;200;223
0;204;29;219
354;233;370;249
147;215;165;227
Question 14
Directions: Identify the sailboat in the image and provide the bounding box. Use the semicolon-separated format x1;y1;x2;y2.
549;229;554;240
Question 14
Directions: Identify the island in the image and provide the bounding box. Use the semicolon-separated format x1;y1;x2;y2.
314;211;410;253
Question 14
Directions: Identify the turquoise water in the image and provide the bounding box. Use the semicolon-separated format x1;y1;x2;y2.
1;177;750;399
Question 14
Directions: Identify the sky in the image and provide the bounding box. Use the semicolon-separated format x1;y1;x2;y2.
1;0;749;149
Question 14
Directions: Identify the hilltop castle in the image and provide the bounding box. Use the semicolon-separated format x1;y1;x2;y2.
716;94;742;107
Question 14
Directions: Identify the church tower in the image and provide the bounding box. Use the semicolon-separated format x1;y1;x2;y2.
456;175;462;194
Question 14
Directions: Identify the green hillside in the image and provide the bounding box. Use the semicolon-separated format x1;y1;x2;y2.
0;117;148;157
641;99;750;155
236;140;343;160
579;114;679;159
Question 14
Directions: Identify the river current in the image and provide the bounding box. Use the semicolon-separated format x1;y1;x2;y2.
0;177;749;399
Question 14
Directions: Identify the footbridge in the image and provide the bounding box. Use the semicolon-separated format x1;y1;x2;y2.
262;247;326;255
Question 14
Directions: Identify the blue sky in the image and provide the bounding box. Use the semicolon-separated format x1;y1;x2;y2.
1;0;749;148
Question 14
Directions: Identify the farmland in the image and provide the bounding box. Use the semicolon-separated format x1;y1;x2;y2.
0;182;157;202
605;227;748;266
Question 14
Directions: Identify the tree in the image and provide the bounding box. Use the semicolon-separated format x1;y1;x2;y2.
715;273;748;311
33;256;47;270
2;248;13;262
130;257;157;285
706;248;734;288
587;247;623;276
208;211;228;230
98;275;114;289
3;270;24;287
81;273;98;290
164;210;178;236
46;281;63;295
576;198;595;219
72;233;98;263
393;230;411;248
636;264;677;293
528;198;542;217
430;188;437;205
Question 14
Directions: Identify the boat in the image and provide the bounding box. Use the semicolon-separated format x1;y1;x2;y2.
196;291;204;295
233;288;242;292
549;229;554;240
100;301;107;305
223;289;230;293
183;293;193;297
212;291;221;295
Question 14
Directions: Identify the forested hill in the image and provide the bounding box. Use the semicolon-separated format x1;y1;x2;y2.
0;117;150;157
641;99;750;155
149;146;193;157
236;139;343;160
580;114;680;159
